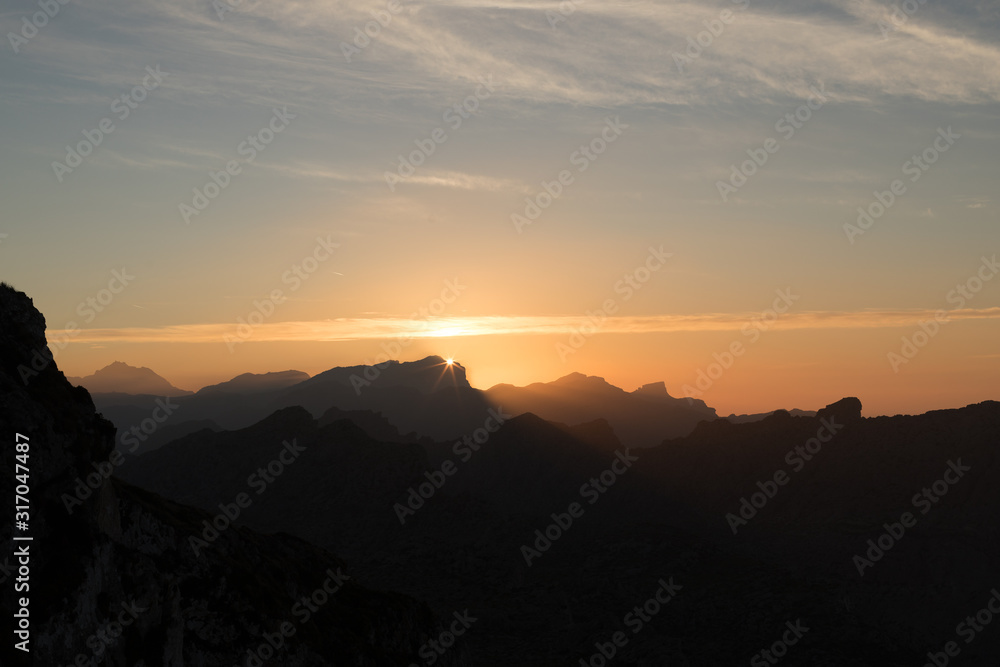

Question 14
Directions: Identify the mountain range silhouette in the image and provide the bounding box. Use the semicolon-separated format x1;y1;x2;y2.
0;284;461;667
3;283;999;665
84;357;718;450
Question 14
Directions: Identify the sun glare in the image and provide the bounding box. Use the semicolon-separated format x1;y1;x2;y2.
427;326;463;338
446;358;454;365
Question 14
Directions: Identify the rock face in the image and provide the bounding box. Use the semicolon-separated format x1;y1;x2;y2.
0;284;465;667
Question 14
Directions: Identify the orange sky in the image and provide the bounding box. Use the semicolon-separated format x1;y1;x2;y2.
51;316;999;417
5;0;999;420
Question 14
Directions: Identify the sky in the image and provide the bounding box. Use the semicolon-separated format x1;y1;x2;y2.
2;0;998;417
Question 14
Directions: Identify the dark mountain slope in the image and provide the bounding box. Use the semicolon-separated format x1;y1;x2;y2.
0;283;465;667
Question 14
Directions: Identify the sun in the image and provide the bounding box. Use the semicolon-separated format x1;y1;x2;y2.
445;358;454;366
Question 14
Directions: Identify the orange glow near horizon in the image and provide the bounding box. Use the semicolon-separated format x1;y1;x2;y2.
50;315;999;419
5;0;999;454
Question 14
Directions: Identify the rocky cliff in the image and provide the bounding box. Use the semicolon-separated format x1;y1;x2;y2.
0;283;465;666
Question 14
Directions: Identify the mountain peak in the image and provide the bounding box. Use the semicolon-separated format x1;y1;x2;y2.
307;355;471;394
69;361;191;396
552;372;614;388
633;381;671;398
816;397;863;423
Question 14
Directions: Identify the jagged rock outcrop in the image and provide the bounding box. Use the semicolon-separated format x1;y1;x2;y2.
0;284;466;666
816;396;863;423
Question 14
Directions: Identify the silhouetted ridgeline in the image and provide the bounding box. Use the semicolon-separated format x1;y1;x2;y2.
83;358;720;450
5;281;1000;665
0;284;467;667
121;388;1000;662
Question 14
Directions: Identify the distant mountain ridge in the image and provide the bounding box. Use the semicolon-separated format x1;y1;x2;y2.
725;408;817;423
484;372;717;446
197;369;310;395
78;358;826;449
84;356;495;445
304;355;472;392
83;358;724;447
69;360;192;396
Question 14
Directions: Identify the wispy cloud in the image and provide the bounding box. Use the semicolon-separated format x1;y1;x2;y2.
960;196;990;209
10;0;1000;114
47;307;1000;345
260;162;527;192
